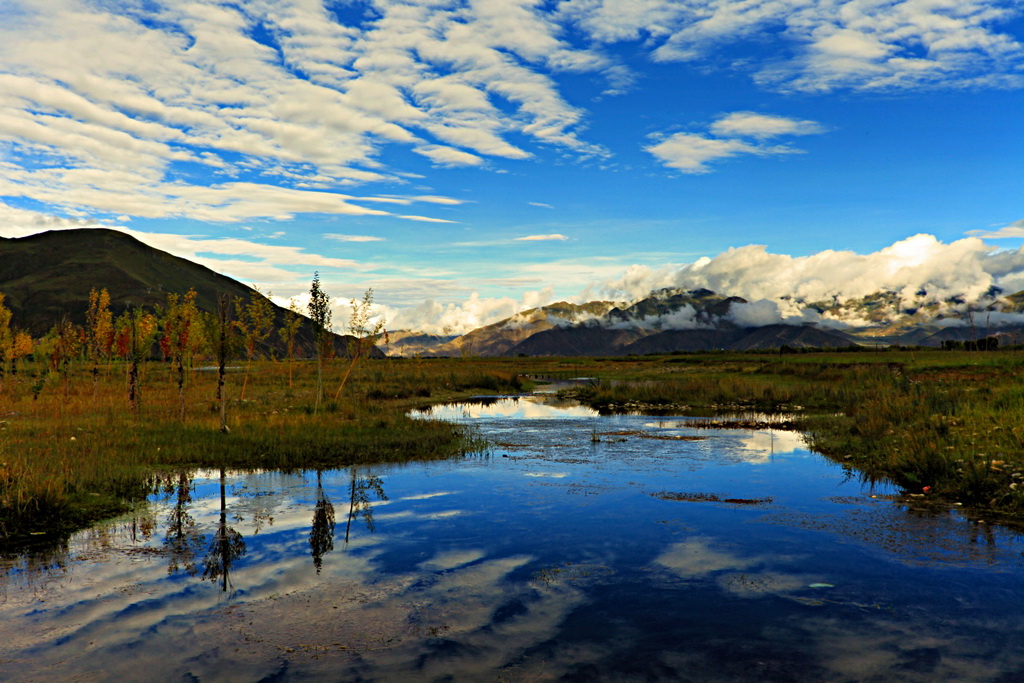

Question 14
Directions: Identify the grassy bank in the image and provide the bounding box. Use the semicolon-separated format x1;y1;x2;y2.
559;350;1024;519
0;357;527;544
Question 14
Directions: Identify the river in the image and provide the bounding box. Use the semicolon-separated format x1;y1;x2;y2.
2;393;1024;681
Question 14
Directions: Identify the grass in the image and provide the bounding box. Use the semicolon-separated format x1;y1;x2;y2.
0;356;525;546
6;348;1024;547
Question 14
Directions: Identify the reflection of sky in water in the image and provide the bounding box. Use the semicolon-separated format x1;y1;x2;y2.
4;399;1024;680
419;395;599;420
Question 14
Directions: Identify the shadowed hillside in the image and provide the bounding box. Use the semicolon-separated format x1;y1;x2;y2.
0;228;376;357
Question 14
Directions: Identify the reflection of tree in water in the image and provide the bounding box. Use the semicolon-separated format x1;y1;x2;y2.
202;468;247;592
163;472;204;576
344;468;388;545
309;469;335;573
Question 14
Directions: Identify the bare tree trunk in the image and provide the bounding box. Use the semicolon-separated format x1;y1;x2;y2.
334;348;361;400
240;356;251;401
315;356;323;413
217;294;229;433
177;358;186;422
345;468;357;545
129;358;139;413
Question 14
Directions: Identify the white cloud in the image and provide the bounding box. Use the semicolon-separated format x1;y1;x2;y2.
0;0;1018;227
646;133;769;173
596;234;1024;323
647;111;825;173
0;0;619;223
528;202;555;209
396;214;457;223
609;304;711;331
383;287;559;335
564;0;1024;92
515;234;569;241
325;234;386;242
709;112;825;139
967;219;1024;239
726;299;833;328
414;144;485;167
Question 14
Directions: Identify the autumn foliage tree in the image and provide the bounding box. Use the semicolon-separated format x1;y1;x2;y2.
205;294;235;433
335;289;385;399
115;308;158;412
234;288;274;401
85;288;114;388
278;298;304;389
0;293;11;394
39;317;83;402
161;289;204;421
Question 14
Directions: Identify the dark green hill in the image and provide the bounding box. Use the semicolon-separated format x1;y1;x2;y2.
0;228;376;357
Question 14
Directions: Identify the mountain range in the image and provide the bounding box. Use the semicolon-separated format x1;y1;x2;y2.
3;228;1022;358
391;286;1024;357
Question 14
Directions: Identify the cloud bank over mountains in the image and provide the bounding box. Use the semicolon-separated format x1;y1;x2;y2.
385;233;1024;334
5;207;1024;335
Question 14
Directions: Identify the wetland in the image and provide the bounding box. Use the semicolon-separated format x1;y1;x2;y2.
4;352;1024;680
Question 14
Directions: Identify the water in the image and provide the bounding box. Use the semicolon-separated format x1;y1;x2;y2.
3;395;1024;681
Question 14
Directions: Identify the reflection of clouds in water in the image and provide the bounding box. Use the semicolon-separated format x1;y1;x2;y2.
717;571;817;598
374;510;416;522
735;430;807;463
523;471;570;478
799;612;1024;681
158;553;592;682
418;549;486;571
425;510;463;520
425;397;598;421
655;537;766;577
0;523;384;661
396;491;455;501
656;540;832;601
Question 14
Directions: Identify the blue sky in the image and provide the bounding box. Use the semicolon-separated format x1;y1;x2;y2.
1;0;1022;333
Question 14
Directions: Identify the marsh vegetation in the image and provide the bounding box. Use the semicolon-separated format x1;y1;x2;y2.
559;350;1024;520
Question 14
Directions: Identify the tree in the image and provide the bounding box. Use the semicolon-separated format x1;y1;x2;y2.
202;468;247;593
9;331;32;376
0;293;11;395
39;317;83;403
85;287;113;386
309;470;335;574
335;288;385;399
307;272;333;411
343;468;387;545
278;298;304;389
163;472;204;577
161;289;203;421
233;288;274;401
114;308;158;412
211;294;234;433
